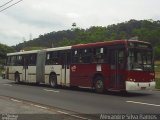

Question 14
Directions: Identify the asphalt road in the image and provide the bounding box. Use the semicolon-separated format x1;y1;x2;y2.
0;78;160;116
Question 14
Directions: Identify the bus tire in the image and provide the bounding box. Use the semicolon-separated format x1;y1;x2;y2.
94;76;104;93
49;74;57;88
15;73;20;83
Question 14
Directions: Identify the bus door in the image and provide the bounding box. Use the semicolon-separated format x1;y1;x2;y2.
22;55;29;82
61;51;70;86
109;47;126;90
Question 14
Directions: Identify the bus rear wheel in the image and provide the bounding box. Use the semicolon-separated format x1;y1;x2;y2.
15;74;20;83
49;74;57;88
94;76;104;93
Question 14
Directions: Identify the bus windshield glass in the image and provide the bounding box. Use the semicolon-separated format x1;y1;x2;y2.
128;48;153;71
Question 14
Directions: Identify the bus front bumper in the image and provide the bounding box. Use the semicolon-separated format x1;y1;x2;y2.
126;81;155;91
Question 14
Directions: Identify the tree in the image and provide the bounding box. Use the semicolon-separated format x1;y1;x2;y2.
13;19;160;60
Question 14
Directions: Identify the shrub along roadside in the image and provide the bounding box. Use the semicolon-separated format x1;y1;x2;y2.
155;61;160;89
155;79;160;89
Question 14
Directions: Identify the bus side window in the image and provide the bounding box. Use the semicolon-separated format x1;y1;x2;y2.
82;49;92;63
104;48;108;63
118;50;125;69
15;55;23;66
28;54;37;66
23;55;29;67
72;49;92;64
22;55;25;66
78;49;83;63
46;52;53;65
46;52;60;65
53;52;59;65
10;56;16;66
46;53;50;65
7;56;11;66
92;48;104;63
66;51;71;65
19;56;23;65
72;50;79;63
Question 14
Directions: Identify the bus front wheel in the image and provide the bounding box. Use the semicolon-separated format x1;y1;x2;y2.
49;74;57;88
94;76;104;93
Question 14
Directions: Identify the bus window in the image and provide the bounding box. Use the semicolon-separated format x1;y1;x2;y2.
7;56;11;66
46;51;59;65
46;52;53;65
72;50;79;63
28;54;37;66
10;56;16;66
78;50;83;63
104;47;108;63
118;50;125;69
72;49;83;63
128;49;153;71
47;54;50;60
52;52;59;64
15;55;23;66
66;51;71;65
92;48;104;63
81;49;92;63
23;55;29;67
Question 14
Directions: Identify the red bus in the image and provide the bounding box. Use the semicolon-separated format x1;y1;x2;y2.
5;40;155;93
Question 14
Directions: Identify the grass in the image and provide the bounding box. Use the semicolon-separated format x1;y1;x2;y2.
155;61;160;89
155;61;160;78
156;79;160;89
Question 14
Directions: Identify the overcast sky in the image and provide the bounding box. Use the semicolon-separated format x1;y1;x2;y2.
0;0;160;46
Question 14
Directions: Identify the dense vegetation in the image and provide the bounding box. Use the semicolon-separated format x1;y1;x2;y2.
14;19;160;60
0;43;14;65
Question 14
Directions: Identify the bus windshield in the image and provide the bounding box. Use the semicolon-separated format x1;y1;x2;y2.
128;48;154;71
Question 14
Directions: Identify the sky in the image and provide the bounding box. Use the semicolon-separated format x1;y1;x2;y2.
0;0;160;46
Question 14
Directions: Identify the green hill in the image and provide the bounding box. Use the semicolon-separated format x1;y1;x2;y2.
0;43;14;65
13;19;160;59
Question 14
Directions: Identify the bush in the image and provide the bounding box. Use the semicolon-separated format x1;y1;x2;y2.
155;79;160;89
154;46;160;60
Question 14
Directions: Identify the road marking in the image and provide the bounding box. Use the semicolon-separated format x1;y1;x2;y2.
10;98;22;103
57;111;91;120
11;98;47;110
3;84;12;86
9;96;89;120
43;89;59;93
126;101;160;107
30;104;48;109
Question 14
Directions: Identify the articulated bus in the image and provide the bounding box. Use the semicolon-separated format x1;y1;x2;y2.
5;40;155;93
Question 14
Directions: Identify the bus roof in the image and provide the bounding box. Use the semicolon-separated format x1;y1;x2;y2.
7;46;71;56
72;40;151;49
7;40;151;56
7;50;40;56
72;40;127;49
45;46;71;52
